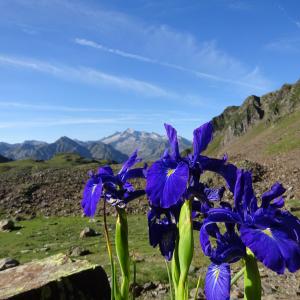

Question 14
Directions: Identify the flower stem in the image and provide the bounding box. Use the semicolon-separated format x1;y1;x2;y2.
193;273;202;300
177;199;194;300
231;266;245;286
243;248;261;300
103;199;117;300
171;236;180;299
115;207;130;300
132;256;136;300
165;260;174;300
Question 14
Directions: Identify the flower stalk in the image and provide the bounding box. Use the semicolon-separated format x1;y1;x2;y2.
115;207;130;300
177;199;194;300
243;248;261;300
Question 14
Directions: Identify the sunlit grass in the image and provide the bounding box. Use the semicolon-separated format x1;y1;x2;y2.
0;214;209;286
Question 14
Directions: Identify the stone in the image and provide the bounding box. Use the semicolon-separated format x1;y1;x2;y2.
0;253;110;300
131;283;143;297
142;281;157;292
0;219;15;232
189;287;205;299
0;258;19;271
68;246;91;257
20;249;31;254
80;227;98;238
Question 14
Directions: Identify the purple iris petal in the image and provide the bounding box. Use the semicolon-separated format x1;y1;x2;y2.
199;156;237;193
159;222;177;261
148;210;161;247
81;176;103;217
164;123;180;160
98;166;114;176
119;149;141;175
206;208;242;224
162;161;189;208
270;197;284;208
204;186;225;201
234;170;255;217
261;182;286;208
205;263;230;300
124;190;145;203
122;166;147;182
200;220;245;264
193;121;213;163
146;160;189;208
276;210;300;243
240;225;286;274
147;208;178;260
274;229;300;272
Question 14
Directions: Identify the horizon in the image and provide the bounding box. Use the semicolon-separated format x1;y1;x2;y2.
1;0;300;143
0;127;188;144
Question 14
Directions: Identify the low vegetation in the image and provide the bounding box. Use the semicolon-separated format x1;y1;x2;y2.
0;214;209;286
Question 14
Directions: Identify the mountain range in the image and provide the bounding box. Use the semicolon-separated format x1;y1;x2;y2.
0;129;192;162
1;79;299;164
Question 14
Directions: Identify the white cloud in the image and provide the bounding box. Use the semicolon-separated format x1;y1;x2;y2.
0;116;143;129
0;101;129;112
265;37;300;53
0;0;273;98
0;54;174;98
75;38;156;64
278;4;300;30
75;38;268;91
2;0;272;94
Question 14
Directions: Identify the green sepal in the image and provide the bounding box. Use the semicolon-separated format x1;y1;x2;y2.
177;199;194;300
244;248;261;300
115;207;130;300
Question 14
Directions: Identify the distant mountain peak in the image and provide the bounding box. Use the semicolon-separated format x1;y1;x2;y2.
124;128;135;134
101;128;192;160
56;136;74;143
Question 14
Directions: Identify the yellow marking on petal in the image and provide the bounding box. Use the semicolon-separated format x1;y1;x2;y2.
214;267;220;280
167;168;175;177
262;228;273;238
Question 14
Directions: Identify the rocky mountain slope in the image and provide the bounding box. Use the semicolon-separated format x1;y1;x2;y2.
101;128;192;160
206;79;300;167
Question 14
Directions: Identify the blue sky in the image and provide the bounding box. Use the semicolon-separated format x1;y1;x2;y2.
0;0;300;143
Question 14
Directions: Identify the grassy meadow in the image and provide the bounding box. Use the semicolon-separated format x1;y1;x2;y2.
0;213;210;288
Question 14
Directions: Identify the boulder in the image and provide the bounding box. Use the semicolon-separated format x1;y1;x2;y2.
0;253;110;300
80;227;98;238
68;246;91;257
0;219;15;232
0;258;19;271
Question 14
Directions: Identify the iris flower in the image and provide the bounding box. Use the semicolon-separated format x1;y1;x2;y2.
146;122;213;209
200;220;246;300
147;205;180;260
81;150;146;217
146;122;231;261
203;168;300;274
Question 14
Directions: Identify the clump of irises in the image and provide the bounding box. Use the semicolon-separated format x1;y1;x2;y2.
81;121;300;300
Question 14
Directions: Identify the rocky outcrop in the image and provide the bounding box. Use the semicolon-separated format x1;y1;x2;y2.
211;79;300;146
0;253;110;300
